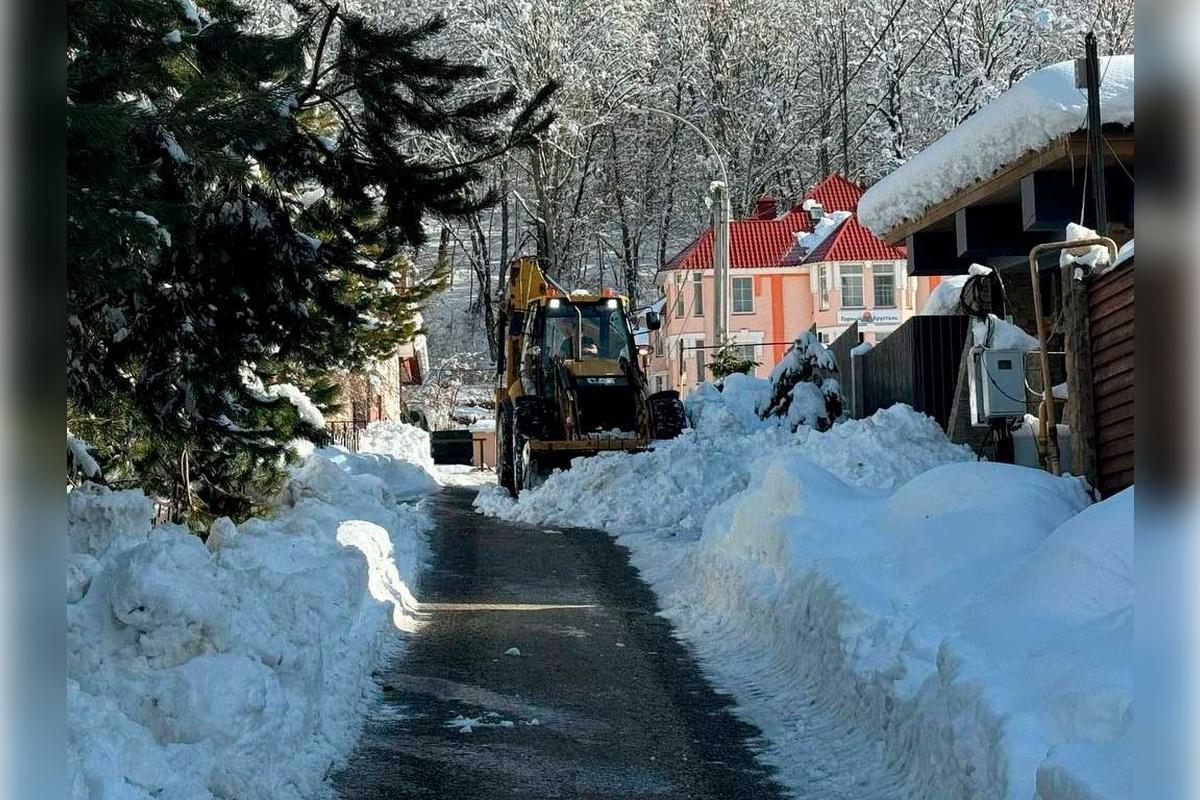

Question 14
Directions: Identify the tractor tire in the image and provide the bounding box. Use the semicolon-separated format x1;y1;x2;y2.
513;397;556;494
648;390;686;440
497;404;516;496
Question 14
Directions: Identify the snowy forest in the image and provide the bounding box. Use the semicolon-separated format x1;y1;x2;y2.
374;0;1135;308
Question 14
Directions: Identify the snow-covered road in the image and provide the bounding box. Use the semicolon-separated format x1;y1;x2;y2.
331;487;798;799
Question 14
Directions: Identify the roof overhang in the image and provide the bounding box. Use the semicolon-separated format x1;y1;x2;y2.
889;129;1134;275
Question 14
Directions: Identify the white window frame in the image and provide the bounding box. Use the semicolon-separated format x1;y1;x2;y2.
873;263;896;308
730;276;754;314
692;272;704;317
840;263;864;309
817;265;830;310
694;340;706;383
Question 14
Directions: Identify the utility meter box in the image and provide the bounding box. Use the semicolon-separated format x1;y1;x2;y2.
969;348;1027;424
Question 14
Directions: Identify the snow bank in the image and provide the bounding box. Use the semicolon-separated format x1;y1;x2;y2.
475;402;972;535
685;372;773;434
678;458;1120;799
68;445;437;800
860;56;1134;236
357;420;436;477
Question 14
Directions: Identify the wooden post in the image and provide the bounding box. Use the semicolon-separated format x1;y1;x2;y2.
1062;263;1098;486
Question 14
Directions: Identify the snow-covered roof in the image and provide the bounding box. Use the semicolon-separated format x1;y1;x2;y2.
859;55;1135;238
791;214;906;265
662;174;878;272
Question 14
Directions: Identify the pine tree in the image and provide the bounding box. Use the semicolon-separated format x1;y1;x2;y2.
708;341;760;382
68;0;554;522
757;332;843;432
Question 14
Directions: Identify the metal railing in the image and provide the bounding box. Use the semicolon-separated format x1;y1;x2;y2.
322;420;367;451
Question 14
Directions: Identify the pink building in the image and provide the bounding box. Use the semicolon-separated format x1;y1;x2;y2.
646;174;938;395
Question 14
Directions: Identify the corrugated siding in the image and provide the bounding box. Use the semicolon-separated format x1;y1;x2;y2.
1089;261;1134;496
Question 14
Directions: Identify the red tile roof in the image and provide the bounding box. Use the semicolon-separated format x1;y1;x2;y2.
790;173;864;214
664;216;812;271
662;174;900;272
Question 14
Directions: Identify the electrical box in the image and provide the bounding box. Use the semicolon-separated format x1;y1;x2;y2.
969;348;1027;424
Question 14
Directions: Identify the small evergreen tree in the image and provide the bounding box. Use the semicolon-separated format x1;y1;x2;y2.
708;341;760;382
68;0;554;521
757;331;843;432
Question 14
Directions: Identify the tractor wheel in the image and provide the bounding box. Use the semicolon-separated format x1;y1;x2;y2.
513;397;556;494
497;404;516;496
514;437;545;493
648;390;686;440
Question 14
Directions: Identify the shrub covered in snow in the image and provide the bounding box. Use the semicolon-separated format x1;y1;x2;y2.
756;331;842;431
67;446;437;800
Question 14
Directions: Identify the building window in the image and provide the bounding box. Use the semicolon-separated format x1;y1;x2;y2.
734;343;756;363
654;374;664;392
731;276;754;313
873;264;895;308
674;280;684;317
693;272;704;316
817;265;830;310
654;331;664;356
694;342;706;383
840;264;863;308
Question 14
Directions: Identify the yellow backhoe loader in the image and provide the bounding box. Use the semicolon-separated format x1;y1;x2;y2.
494;256;686;495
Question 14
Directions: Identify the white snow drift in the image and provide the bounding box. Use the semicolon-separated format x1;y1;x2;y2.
67;442;438;800
476;384;1132;800
859;56;1134;236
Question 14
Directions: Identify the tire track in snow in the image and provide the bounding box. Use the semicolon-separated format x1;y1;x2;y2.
623;538;912;800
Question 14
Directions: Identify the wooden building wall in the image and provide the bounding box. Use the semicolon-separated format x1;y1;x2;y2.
1088;260;1134;495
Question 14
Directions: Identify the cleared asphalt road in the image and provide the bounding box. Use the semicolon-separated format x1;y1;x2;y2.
332;486;786;799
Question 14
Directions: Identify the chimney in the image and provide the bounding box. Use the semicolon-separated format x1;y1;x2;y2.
751;194;777;220
802;199;824;223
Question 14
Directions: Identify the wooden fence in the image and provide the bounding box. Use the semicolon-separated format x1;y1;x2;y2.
322;420;366;451
828;323;860;417
856;316;971;429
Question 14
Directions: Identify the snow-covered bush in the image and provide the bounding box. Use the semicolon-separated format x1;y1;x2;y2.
68;446;436;799
756;331;842;431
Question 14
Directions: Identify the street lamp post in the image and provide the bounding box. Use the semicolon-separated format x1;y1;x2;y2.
629;107;730;349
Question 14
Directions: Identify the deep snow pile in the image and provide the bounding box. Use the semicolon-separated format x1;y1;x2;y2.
475;385;1131;799
67;444;437;799
684;460;1126;799
475;396;972;534
357;419;438;478
859;56;1134;236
